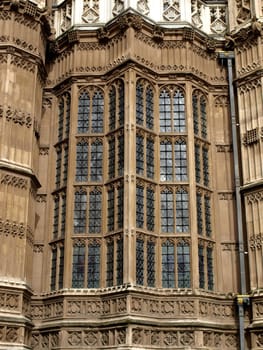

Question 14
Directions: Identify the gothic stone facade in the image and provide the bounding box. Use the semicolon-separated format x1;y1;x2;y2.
0;0;263;349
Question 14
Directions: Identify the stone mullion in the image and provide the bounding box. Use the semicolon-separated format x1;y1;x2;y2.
123;68;136;285
186;81;199;290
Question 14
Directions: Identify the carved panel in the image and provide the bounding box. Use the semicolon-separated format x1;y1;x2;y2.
0;218;26;238
249;234;263;250
246;190;263;204
0;292;20;311
82;0;99;23
236;0;251;24
4;105;32;128
163;0;181;22
210;5;227;34
0;326;20;343
10;55;35;73
113;0;124;16
137;0;150;15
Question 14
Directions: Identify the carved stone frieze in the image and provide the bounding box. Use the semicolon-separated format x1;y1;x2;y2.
239;78;262;93
3;105;32;128
10;54;36;73
112;0;124;17
216;144;232;152
0;326;20;343
249;233;263;250
218;192;234;200
254;302;263;318
0;218;26;238
0;292;20;311
0;173;28;189
246;190;263;204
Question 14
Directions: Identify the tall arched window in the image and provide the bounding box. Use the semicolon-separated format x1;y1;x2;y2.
159;86;186;132
177;241;190;288
136;79;154;130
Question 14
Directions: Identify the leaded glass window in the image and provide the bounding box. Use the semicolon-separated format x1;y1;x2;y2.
198;245;205;288
162;241;175;288
195;144;201;183
192;91;208;139
74;191;87;233
136;82;144;126
116;238;123;285
207;247;214;290
91;91;104;133
193;94;199;135
136;135;144;175
62;145;68;185
160;140;173;181
159;87;186;132
90;140;103;181
117;186;124;229
53;196;59;239
136;239;144;285
147;241;155;287
50;248;57;291
76;141;88;182
87;243;100;288
65;94;70;138
203;147;209;187
175;139;187;181
107;188;114;231
58;100;64;141
136;185;144;228
72;244;85;288
176;188;189;232
106;241;114;287
118;80;124;126
108;138;115;179
58;246;64;289
78;92;90;133
146;86;154;129
88;190;102;233
196;193;203;235
77;89;104;134
146;138;154;179
161;190;174;233
109;86;116;131
200;96;207;139
55;147;62;188
61;194;66;236
146;188;155;231
205;196;212;237
177;241;190;288
118;134;124;176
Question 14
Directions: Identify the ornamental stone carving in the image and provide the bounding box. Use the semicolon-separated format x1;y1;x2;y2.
67;331;82;346
0;218;26;238
113;0;124;16
163;0;180;22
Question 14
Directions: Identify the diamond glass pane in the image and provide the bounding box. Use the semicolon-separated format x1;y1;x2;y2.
136;135;144;175
160;141;173;181
196;193;203;235
87;243;100;288
118;81;125;126
75;142;88;182
200;96;207;139
175;139;187;181
161;191;174;233
53;197;59;239
55;148;62;188
136;239;144;285
50;248;57;291
58;100;64;141
118;135;124;176
136;83;144;125
106;241;114;287
159;90;171;132
147;241;155;287
74;191;87;233
116;239;123;285
58;246;64;289
192;94;199;135
198;245;205;288
88;190;102;233
203;147;209;187
107;189;114;231
108;138;115;179
173;90;186;132
91;91;104;133
72;245;85;288
207;247;214;290
60;195;66;236
176;189;189;232
65;95;70;138
205;196;211;237
146;188;155;231
90;140;103;181
177;242;190;288
146;138;154;179
146;86;154;129
136;186;144;228
117;186;124;229
195;144;201;183
162;241;175;288
109;86;116;131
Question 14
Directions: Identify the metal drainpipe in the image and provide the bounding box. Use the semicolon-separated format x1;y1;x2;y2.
218;52;247;350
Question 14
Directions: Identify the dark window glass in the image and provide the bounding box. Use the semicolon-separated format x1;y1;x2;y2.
50;248;57;291
65;94;70;138
78;92;90;133
159;90;171;132
136;239;144;285
136;185;144;228
146;138;154;179
195;144;201;183
196;193;203;235
87;243;100;288
118;134;124;176
192;94;199;135
162;241;175;288
107;188;114;231
116;239;123;285
205;196;211;237
203;147;209;187
161;190;174;233
160;140;172;181
118;81;125;126
76;142;88;182
72;245;85;288
63;145;68;185
109;86;116;131
61;195;66;237
177;241;191;288
91;91;104;133
136;135;144;175
117;186;124;229
53;196;59;239
198;245;205;288
136;83;144;125
88;190;102;233
58;100;64;141
146;188;155;231
200;96;207;139
90;140;103;181
74;191;87;234
207;247;214;290
58;246;64;289
176;188;189;232
106;241;114;287
146;86;154;129
147;241;155;287
55;148;62;188
108;138;115;179
173;90;186;132
175;139;187;181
